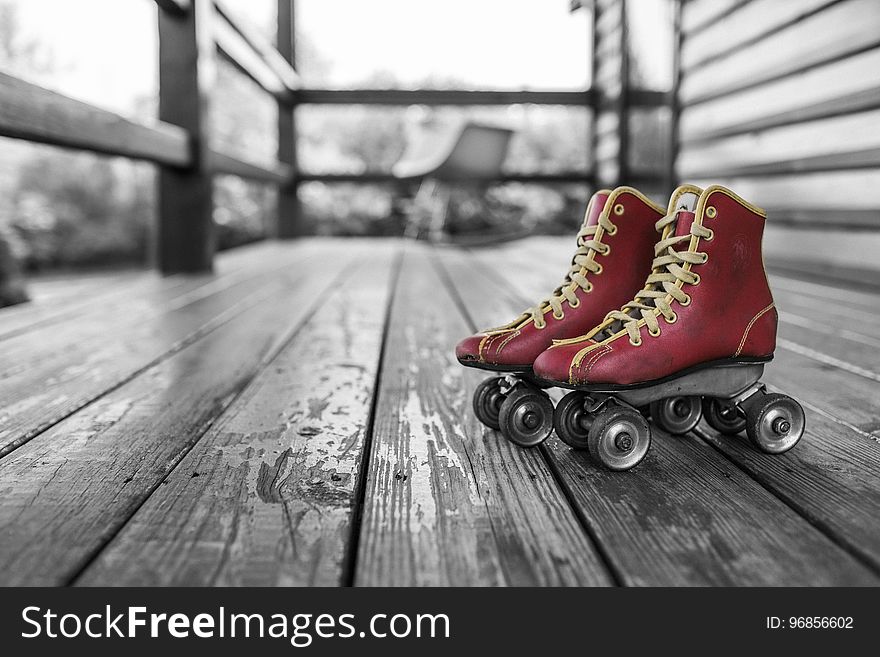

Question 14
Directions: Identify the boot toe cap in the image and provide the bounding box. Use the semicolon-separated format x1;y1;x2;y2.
533;345;579;384
455;334;484;364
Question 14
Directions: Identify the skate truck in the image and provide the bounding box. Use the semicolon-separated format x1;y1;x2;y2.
456;186;674;446
531;185;805;470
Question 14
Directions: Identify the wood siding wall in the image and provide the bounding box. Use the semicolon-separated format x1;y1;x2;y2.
676;0;880;277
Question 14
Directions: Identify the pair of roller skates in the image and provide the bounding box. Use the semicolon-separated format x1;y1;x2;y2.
456;184;805;471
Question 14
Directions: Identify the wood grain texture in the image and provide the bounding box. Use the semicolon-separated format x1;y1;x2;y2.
0;246;311;458
0;241;285;342
682;0;838;70
681;0;880;105
354;249;612;586
0;248;346;585
439;245;876;585
696;402;880;571
78;248;398;585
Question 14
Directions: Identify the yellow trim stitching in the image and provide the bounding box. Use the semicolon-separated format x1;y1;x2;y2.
734;303;775;357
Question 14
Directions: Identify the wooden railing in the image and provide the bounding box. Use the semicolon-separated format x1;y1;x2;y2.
0;0;671;273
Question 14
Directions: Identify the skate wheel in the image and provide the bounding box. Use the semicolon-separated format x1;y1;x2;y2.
588;405;651;471
744;393;805;454
650;396;702;435
499;388;554;448
702;397;746;435
554;391;594;450
472;376;505;430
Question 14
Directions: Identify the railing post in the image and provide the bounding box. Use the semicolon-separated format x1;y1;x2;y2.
157;0;215;273
666;0;683;192
617;0;630;186
277;0;303;238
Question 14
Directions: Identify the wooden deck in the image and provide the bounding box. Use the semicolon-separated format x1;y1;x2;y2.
0;237;878;587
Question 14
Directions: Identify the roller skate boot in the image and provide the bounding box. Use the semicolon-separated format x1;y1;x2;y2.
534;184;805;470
455;187;666;446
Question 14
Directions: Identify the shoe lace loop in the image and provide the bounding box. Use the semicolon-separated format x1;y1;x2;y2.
605;213;711;344
525;212;617;328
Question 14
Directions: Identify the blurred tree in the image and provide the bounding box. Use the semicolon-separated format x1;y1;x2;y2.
0;0;44;305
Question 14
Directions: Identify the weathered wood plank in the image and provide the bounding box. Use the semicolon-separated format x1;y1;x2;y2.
293;89;594;107
691;170;880;211
354;249;612;586
696;397;880;571
208;150;292;184
77;247;397;586
679;110;880;178
0;246;308;458
214;15;292;103
771;274;880;312
0;247;347;585
440;245;876;585
763;345;880;435
681;0;747;35
683;0;838;71
681;0;880;106
681;49;880;140
0;241;284;342
214;0;300;92
0;72;190;165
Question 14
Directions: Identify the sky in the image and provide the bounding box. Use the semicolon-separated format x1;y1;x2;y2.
8;0;593;118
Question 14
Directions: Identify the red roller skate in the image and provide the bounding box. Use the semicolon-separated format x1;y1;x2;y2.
533;185;806;470
456;186;669;447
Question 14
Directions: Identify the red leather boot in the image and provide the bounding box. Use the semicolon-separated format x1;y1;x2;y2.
457;186;669;447
533;185;805;470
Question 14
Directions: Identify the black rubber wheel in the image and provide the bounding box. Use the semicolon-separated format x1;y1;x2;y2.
744;392;805;454
498;388;555;448
650;396;702;435
588;405;651;471
702;397;746;435
472;376;506;430
554;391;594;450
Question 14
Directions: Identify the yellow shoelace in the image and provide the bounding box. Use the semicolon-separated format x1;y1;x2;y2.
604;212;712;345
526;211;618;328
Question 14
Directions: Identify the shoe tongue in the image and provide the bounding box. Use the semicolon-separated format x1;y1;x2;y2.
673;211;696;238
596;209;695;340
582;191;610;229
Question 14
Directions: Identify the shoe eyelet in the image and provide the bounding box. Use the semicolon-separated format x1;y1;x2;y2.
569;297;580;308
680;294;692;307
553;311;564;320
648;326;661;337
613;203;625;216
665;312;678;325
585;282;594;293
705;206;717;219
629;335;642;347
606;224;618;235
535;320;546;330
600;244;611;256
595;263;604;275
699;252;709;264
691;273;701;285
704;228;715;241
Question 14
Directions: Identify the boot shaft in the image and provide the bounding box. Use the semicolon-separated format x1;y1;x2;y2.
688;185;776;359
